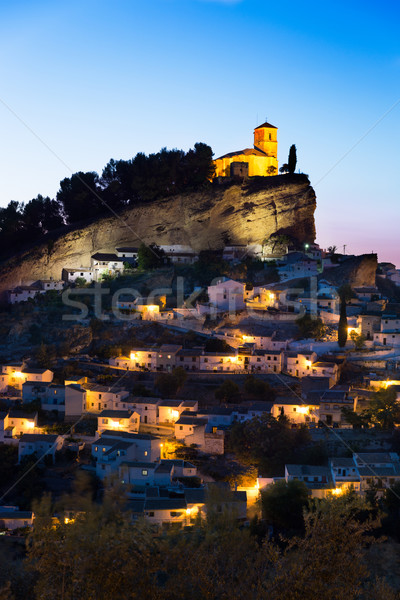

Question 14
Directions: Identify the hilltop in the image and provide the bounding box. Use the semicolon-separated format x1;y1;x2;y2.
0;174;316;294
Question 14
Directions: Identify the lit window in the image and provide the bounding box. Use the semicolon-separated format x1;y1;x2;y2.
142;469;148;476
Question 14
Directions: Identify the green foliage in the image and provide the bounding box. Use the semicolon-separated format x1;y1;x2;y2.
365;387;400;429
155;367;187;398
204;338;233;353
261;479;309;532
24;485;392;600
227;414;312;476
288;144;297;174
296;314;325;340
341;407;369;429
243;375;275;400
350;330;366;350
35;343;56;368
0;144;215;260
215;379;239;403
137;243;166;270
132;383;152;397
338;283;353;302
74;276;87;287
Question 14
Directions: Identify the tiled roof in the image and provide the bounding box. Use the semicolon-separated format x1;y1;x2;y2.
254;122;277;130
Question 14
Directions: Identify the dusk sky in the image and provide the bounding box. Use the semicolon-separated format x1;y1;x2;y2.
0;0;399;263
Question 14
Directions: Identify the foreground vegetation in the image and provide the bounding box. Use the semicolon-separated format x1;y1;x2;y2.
0;482;398;600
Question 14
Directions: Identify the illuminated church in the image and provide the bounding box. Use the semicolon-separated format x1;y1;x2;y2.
213;122;278;178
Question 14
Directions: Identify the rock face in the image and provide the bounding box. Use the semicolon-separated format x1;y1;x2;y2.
0;174;316;294
322;254;378;288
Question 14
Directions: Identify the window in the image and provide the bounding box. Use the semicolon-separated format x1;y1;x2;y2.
102;448;105;452
293;407;296;412
142;469;148;476
144;451;148;456
148;511;154;517
204;358;208;363
103;419;108;424
180;357;184;362
94;446;98;452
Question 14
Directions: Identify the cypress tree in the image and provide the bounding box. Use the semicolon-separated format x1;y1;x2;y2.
338;298;348;347
288;144;297;174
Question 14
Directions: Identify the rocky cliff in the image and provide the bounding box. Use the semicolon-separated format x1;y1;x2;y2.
321;254;378;288
0;174;316;293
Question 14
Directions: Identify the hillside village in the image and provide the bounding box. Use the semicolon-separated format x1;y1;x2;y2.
1;233;400;533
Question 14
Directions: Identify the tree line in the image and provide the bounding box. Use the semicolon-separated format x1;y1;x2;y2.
0;143;215;258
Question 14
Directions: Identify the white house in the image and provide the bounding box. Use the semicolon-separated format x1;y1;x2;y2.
207;278;246;312
92;430;161;479
96;410;140;436
271;399;319;425
0;507;34;530
374;316;400;347
91;253;124;280
7;285;44;304
1;411;39;441
248;350;283;373
38;279;65;291
115;247;139;261
131;398;161;425
62;268;95;284
158;400;185;424
174;414;208;441
286;352;317;378
18;434;63;463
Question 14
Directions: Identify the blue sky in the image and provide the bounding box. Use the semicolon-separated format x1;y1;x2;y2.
0;0;399;263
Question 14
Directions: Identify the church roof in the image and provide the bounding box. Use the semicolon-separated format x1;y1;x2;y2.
216;147;267;160
254;122;277;130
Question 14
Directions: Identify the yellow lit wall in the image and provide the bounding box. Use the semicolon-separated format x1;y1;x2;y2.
213;124;278;178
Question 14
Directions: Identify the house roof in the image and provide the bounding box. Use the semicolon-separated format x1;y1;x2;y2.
144;498;187;511
216;148;268;160
8;410;37;419
99;429;158;441
159;344;182;353
22;368;49;375
0;511;33;520
120;461;157;469
175;416;207;426
91;253;122;262
184;489;206;504
98;410;132;418
354;452;398;465
254;122;277;130
19;434;59;443
155;463;174;474
132;397;161;405
286;464;332;478
66;384;86;393
159;400;182;408
116;247;139;252
330;457;357;468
